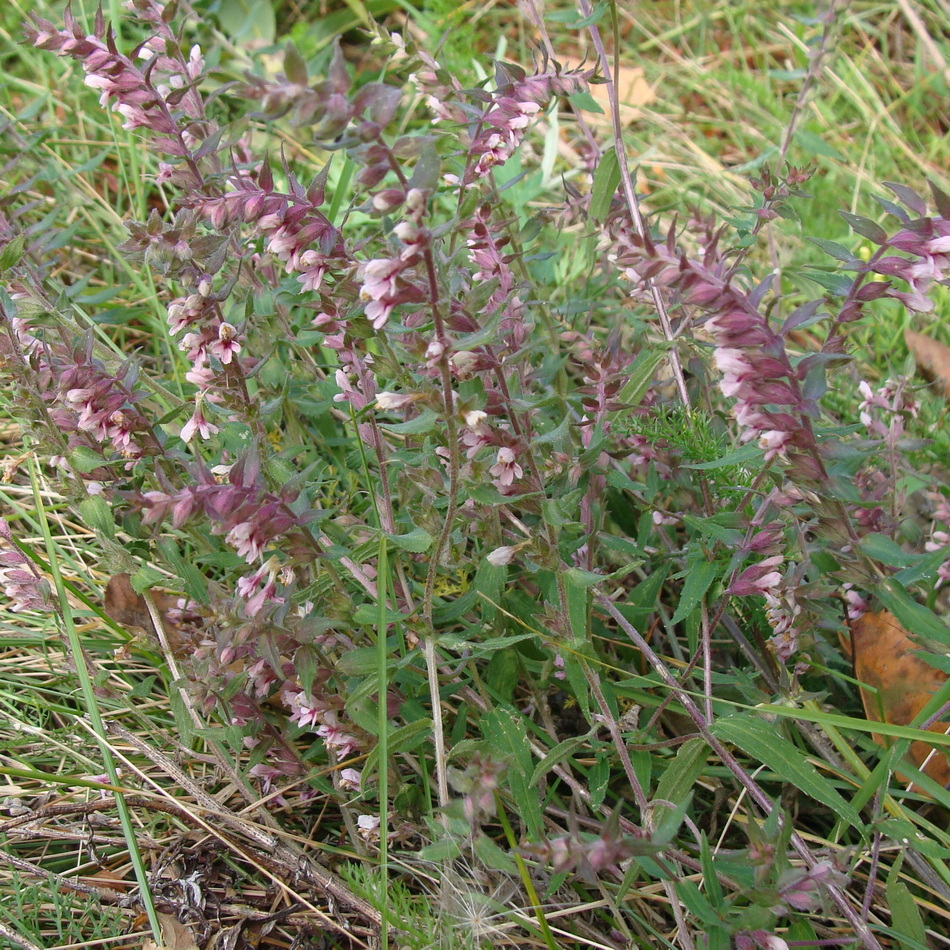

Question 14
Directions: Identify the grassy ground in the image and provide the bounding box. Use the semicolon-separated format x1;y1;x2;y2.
2;1;950;949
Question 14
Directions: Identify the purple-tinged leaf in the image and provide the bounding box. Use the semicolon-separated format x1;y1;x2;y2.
749;274;774;310
806;237;858;263
800;360;828;402
839;211;887;245
855;280;890;302
283;42;308;87
883;181;926;215
193;126;225;161
872;196;911;225
328;39;349;95
409;142;440;192
802;268;854;296
258;156;273;193
929;179;950;220
780;299;822;335
795;351;852;381
306;161;332;207
352;83;402;127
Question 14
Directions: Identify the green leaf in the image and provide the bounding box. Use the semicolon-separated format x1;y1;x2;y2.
857;533;918;567
409;141;441;193
156;538;208;604
215;0;275;43
874;579;950;647
839;211;888;245
589;147;621;222
653;737;708;821
674;879;722;927
0;233;26;270
564;569;591;640
418;837;462;862
802;268;857;296
589;752;610;810
79;495;114;540
700;834;724;908
712;714;861;827
483;708;543;839
568;89;604;115
473;560;506;622
894;546;950;585
130;565;168;594
680;442;761;470
682;513;743;546
670;555;719;624
386;526;433;553
886;879;929;950
283;42;308;86
529;732;593;788
70;446;108;474
792;128;845;160
613;347;667;412
473;832;518;873
807;236;858;262
363;719;432;777
335;645;381;676
548;0;607;27
438;632;537;656
380;409;438;434
169;688;194;750
352;603;404;625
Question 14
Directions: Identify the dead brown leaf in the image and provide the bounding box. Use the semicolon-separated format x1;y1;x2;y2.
842;609;950;787
141;913;201;950
104;573;189;656
905;328;950;398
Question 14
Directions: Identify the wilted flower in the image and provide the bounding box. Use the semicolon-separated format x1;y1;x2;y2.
357;814;380;841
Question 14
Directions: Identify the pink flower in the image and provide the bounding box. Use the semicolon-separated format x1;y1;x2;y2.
208;322;241;365
489;446;524;487
728;555;783;597
180;400;219;442
236;561;284;618
339;768;362;791
225;521;264;562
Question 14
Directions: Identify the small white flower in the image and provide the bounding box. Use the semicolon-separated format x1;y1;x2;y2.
486;546;518;566
339;768;362;791
464;409;488;428
375;391;416;410
357;814;381;840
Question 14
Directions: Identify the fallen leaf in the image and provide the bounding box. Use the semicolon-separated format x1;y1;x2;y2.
842;610;950;787
139;913;201;950
905;329;950;398
104;573;189;656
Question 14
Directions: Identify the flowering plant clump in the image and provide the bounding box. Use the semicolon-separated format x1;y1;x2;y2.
3;1;950;947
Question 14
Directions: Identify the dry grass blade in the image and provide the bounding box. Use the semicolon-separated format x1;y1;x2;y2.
103;722;383;935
